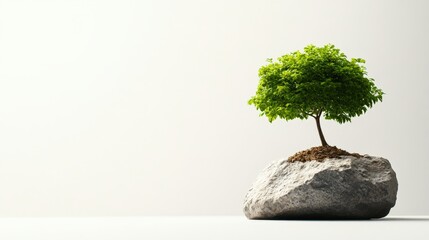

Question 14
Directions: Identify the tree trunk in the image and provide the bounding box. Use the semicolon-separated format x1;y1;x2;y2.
315;116;329;146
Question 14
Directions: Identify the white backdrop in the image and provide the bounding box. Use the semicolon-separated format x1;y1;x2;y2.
0;0;428;216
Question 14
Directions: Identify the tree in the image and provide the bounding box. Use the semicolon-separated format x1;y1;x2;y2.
248;44;384;146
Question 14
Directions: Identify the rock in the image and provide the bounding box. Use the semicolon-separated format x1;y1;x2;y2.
243;155;398;219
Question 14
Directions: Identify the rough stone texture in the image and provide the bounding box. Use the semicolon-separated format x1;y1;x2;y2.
243;155;398;219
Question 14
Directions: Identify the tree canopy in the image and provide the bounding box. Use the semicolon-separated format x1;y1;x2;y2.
248;44;384;146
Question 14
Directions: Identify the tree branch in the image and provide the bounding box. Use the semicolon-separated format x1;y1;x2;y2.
304;111;316;118
317;109;323;118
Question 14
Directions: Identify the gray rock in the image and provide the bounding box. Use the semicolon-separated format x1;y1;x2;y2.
243;155;398;219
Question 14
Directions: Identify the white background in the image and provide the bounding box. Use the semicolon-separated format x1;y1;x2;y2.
0;0;428;216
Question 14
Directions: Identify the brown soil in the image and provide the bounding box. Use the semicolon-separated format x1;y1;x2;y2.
287;145;362;163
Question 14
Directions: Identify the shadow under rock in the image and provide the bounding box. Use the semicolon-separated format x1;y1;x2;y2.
373;217;429;221
254;217;429;222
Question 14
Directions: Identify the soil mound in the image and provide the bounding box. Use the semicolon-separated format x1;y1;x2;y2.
288;146;362;162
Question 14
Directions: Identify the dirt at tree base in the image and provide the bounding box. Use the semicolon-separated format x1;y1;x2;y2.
287;145;363;163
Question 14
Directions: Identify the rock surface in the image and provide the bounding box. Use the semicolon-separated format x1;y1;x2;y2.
243;155;398;219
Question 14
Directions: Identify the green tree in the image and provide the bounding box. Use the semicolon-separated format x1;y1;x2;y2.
248;44;384;146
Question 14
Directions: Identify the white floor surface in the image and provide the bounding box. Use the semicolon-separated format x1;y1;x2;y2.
0;216;428;240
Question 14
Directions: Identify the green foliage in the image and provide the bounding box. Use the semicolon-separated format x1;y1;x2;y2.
248;44;384;124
